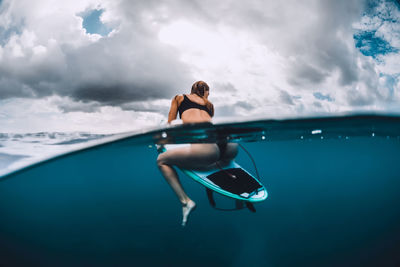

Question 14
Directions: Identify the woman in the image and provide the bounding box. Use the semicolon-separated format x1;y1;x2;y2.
157;81;238;226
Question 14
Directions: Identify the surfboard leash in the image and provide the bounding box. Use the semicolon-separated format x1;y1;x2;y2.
238;143;261;181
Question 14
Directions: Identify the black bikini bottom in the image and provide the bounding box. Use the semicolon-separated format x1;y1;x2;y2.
217;142;228;160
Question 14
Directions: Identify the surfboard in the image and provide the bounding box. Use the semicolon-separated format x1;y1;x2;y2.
158;144;268;203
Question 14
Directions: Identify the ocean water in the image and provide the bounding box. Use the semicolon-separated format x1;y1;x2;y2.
0;114;400;266
0;132;111;176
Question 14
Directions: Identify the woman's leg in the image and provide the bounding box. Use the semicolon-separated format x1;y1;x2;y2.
157;144;219;201
157;160;190;204
157;144;219;226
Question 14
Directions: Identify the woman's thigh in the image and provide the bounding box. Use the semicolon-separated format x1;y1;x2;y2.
157;144;220;169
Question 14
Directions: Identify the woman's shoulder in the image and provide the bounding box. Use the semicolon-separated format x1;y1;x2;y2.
173;94;185;103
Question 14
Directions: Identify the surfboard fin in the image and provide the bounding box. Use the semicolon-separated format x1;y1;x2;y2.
245;202;256;213
206;188;256;212
206;188;216;207
235;200;244;209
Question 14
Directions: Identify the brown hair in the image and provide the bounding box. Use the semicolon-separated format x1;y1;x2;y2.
190;81;214;117
191;81;209;97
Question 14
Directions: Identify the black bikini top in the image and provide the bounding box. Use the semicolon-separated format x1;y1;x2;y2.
178;95;213;118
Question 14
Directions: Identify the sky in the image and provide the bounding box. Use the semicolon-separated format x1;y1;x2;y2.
0;0;399;133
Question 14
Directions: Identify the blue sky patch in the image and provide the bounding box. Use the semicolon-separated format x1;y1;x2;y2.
313;92;334;102
354;30;399;58
79;9;112;36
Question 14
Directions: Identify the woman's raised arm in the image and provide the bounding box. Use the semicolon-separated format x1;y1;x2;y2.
167;95;180;124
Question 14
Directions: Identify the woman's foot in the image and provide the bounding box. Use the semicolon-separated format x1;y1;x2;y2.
182;200;196;227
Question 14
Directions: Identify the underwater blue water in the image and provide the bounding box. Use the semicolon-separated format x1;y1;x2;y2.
0;115;400;266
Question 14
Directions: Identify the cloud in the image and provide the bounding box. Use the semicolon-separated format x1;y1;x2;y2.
351;0;400;106
51;97;102;113
288;62;328;86
198;0;365;86
313;101;322;108
0;0;193;105
215;99;256;117
155;0;390;112
0;96;165;133
0;0;399;133
279;90;295;106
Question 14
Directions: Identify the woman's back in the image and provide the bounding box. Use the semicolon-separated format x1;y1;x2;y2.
167;81;214;124
177;94;213;124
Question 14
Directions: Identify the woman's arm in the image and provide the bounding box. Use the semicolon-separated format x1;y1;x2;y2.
167;95;180;124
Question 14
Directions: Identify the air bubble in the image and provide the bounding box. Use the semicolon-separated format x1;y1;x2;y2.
372;132;375;137
161;132;167;138
261;136;266;140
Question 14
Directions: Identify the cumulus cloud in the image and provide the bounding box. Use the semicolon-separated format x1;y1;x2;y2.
0;0;399;132
0;96;165;133
0;0;192;105
279;90;295;106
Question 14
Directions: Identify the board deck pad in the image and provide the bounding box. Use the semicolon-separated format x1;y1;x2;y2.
207;168;262;195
